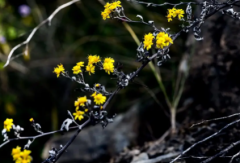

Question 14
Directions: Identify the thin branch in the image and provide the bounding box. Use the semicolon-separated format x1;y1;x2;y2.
191;112;240;128
3;0;81;68
229;150;240;163
201;140;240;163
170;118;240;163
133;152;180;163
0;123;82;148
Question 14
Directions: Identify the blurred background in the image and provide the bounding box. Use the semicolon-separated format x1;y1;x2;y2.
1;0;240;163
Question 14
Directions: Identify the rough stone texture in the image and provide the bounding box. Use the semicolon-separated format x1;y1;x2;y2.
175;2;240;128
42;104;139;163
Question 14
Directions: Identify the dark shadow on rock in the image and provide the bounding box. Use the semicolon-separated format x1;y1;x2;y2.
42;104;139;163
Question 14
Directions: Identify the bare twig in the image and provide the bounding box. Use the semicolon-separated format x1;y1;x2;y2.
229;150;240;163
133;152;180;163
191;112;240;128
201;140;240;163
3;0;81;68
170;118;240;163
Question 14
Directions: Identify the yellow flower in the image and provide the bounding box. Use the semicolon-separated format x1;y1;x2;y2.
77;61;84;67
164;35;173;46
166;8;184;21
104;2;111;8
88;55;101;64
86;64;95;75
4;118;13;132
103;62;114;74
109;1;121;10
12;147;32;163
84;109;88;112
53;64;65;78
75;96;88;110
93;93;106;105
156;32;173;49
104;57;115;64
73;110;84;121
72;65;82;74
20;149;32;163
156;37;166;49
175;9;185;19
101;9;111;20
12;146;21;161
143;33;154;50
95;83;100;87
72;62;84;74
156;32;165;40
101;1;122;20
168;8;177;17
29;118;34;122
91;92;97;97
166;14;173;22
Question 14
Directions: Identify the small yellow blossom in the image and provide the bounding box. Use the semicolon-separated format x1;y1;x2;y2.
4;118;13;132
104;57;115;64
93;93;107;105
175;9;185;19
109;1;121;10
156;32;166;40
72;65;82;74
75;96;88;110
95;83;100;87
20;150;32;163
12;147;32;163
53;64;65;78
156;32;173;49
73;110;84;121
77;61;84;67
101;9;111;20
166;8;184;22
29;118;34;122
143;33;154;50
88;55;101;64
72;62;84;74
100;106;103;110
164;35;173;46
91;92;97;97
12;146;21;161
86;64;95;75
103;62;114;74
84;109;88;112
166;14;173;22
156;37;166;49
101;1;122;20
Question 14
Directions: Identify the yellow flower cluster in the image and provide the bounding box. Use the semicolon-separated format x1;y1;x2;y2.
72;62;84;74
73;110;85;121
53;64;65;78
73;96;89;121
86;55;100;75
143;32;173;50
91;92;107;105
101;1;122;20
74;96;88;110
4;118;13;132
12;146;32;163
103;57;115;75
166;8;184;22
143;33;154;50
156;32;173;49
